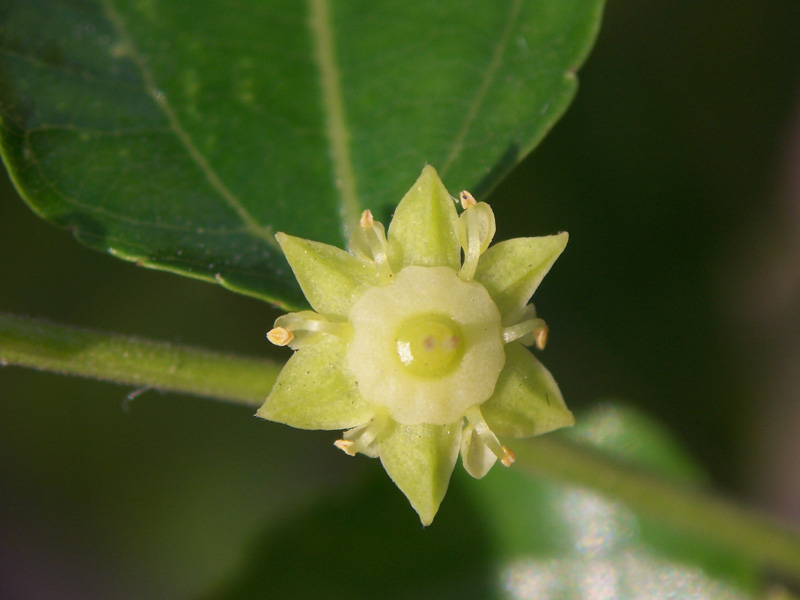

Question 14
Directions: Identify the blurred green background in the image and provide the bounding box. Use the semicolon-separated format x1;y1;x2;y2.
2;1;800;598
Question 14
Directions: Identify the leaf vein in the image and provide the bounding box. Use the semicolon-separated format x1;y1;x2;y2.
99;0;278;249
20;130;254;235
0;46;149;93
308;0;360;239
440;0;525;180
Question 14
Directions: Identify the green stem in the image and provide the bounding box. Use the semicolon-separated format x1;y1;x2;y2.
3;311;800;579
0;312;277;406
516;435;800;580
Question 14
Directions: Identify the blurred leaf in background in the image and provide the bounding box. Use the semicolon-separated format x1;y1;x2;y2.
203;404;761;600
505;0;800;510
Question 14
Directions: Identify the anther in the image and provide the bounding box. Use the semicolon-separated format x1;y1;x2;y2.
333;439;356;456
459;190;477;210
360;209;374;228
534;326;548;350
267;327;294;346
500;445;516;467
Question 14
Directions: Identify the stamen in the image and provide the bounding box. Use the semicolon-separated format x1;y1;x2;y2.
335;409;391;458
509;304;542;346
503;318;548;347
457;201;496;281
269;311;350;349
349;209;394;283
465;405;514;467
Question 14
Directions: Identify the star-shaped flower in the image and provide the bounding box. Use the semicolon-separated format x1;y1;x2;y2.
258;165;572;524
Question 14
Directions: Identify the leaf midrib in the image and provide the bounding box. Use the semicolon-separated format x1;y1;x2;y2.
308;0;360;239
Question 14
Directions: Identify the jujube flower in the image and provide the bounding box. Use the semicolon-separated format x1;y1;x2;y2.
258;165;572;524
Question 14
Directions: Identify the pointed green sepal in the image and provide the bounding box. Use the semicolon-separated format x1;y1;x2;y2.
460;422;497;479
379;422;461;525
276;232;379;318
474;233;568;324
481;342;574;438
387;165;461;271
257;335;374;430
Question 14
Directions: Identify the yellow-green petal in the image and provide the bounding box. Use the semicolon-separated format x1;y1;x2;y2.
474;233;568;324
460;422;497;479
387;165;460;271
257;335;374;430
482;343;574;438
276;232;379;318
379;422;461;525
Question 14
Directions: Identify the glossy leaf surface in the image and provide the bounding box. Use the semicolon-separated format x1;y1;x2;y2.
0;0;604;307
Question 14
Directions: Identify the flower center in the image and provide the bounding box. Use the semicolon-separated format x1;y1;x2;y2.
394;315;465;377
346;265;505;425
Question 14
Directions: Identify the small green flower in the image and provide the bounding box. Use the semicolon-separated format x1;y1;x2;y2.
258;165;572;524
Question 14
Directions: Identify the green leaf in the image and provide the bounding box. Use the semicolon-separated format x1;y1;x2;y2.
0;0;605;307
567;401;709;483
470;403;761;597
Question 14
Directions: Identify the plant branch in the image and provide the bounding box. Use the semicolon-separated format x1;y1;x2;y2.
516;435;800;580
0;312;277;406
3;311;800;579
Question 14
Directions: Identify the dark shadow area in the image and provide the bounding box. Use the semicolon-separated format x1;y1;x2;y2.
202;472;496;600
